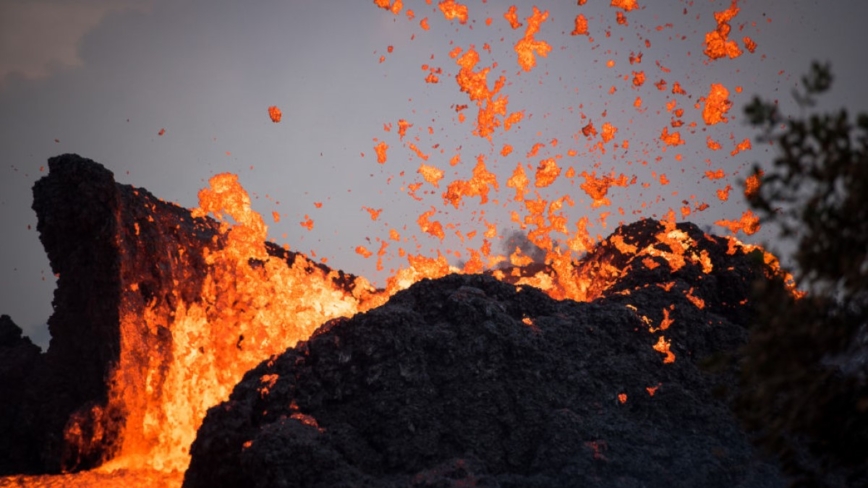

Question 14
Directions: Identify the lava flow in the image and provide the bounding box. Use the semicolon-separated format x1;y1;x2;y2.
8;156;791;487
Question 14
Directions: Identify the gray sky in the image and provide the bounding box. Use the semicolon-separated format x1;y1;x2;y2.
2;0;867;350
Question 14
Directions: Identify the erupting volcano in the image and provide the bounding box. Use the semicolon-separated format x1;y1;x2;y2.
0;1;809;487
0;154;792;487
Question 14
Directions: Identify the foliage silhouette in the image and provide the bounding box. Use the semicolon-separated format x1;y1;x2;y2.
736;62;868;487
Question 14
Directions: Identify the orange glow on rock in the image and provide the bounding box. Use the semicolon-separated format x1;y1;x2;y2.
660;308;674;330
51;1;803;477
100;173;389;474
653;336;676;363
685;287;706;309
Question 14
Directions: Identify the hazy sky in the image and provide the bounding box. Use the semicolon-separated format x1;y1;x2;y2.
2;0;866;350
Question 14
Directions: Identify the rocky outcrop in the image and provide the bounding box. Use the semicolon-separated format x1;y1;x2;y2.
0;154;372;474
4;154;225;473
1;153;788;485
184;222;785;487
0;315;43;474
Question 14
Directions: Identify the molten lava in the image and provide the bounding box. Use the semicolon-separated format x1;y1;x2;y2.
96;174;390;474
267;106;282;123
8;1;794;485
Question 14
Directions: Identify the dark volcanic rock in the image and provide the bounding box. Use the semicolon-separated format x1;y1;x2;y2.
8;153;224;473
1;153;788;485
185;227;785;488
1;154;370;474
0;315;43;473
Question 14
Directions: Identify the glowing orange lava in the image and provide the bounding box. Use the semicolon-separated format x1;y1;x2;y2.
94;174;389;475
504;5;522;30
744;170;763;199
534;158;561;188
514;6;552;72
22;2;799;483
704;0;742;60
716;210;761;236
267;105;282;123
702;83;731;125
438;0;468;24
571;14;589;36
611;0;639;11
653;336;676;363
374;141;389;164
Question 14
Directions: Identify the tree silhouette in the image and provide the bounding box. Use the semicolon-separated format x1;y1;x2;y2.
735;63;868;487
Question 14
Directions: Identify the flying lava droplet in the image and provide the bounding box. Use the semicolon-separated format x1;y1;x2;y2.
268;106;282;123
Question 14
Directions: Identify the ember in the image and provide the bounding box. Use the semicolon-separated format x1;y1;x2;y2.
267;106;282;123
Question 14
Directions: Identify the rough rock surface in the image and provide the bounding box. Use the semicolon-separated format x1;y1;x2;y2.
0;154;367;474
184;221;785;488
0;315;43;473
0;153;788;485
2;154;225;473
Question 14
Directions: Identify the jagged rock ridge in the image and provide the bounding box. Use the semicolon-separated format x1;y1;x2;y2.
0;154;371;474
0;154;785;487
184;223;785;487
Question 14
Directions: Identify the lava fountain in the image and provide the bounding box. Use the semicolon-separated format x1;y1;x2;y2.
1;1;798;486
